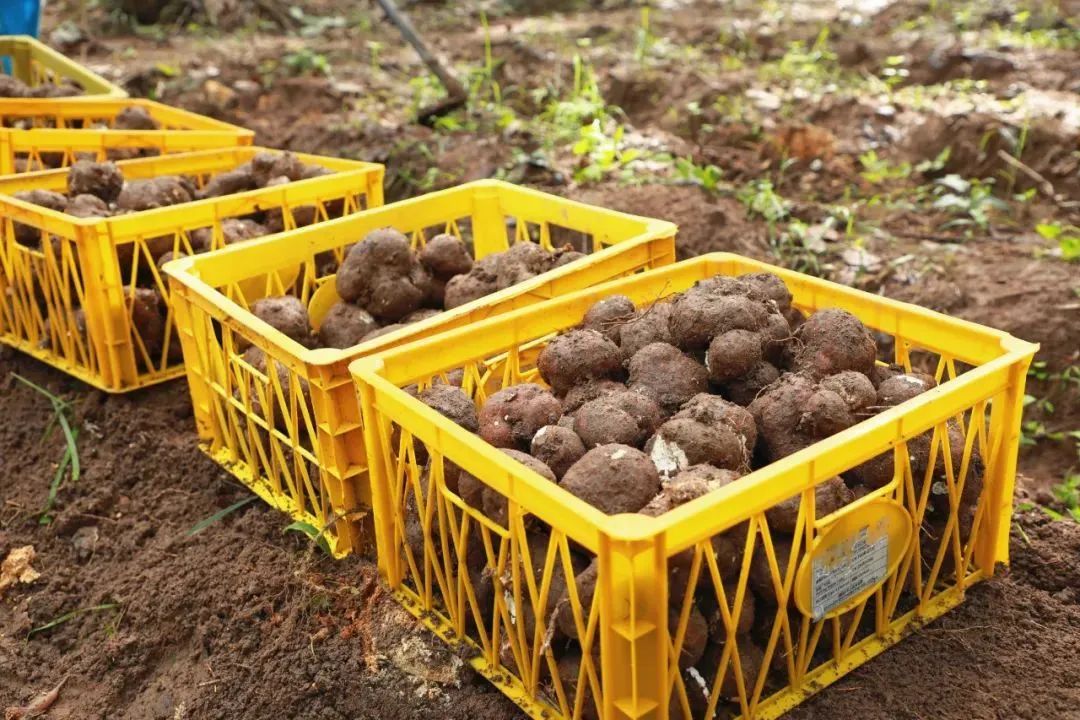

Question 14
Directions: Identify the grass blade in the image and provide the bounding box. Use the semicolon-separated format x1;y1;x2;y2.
283;520;332;555
40;430;77;525
54;410;79;484
186;496;257;537
11;373;71;409
28;603;119;638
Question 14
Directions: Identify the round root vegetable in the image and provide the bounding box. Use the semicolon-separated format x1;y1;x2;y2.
699;637;765;701
555;560;599;640
0;75;30;98
869;362;905;388
562;378;626;414
819;370;877;414
670;602;710;670
707;328;764;384
116;176;195;211
251;296;312;346
669;280;772;350
113;105;160;130
706;579;756;640
674;393;758;454
530;425;586;479
66;194;110;219
67;160;124;203
250;151;306;186
765;476;854;533
560;444;660;515
748;534;794;605
495;241;552;289
419;233;472;279
749;373;857;464
627;343;709;415
876;372;936;408
555;651;601;720
443;254;499;309
494;530;585;642
418;384;479;433
800;386;856;437
645;417;746;477
336;228;430;321
581;295;636;342
740;271;792;313
573;390;661;449
198;166;257;198
478;449;557;525
927;420;984;518
12;190;67;246
239;346;312;428
720;360;780;406
318;303;378;349
478;383;562;451
552;247;586;268
186;219;265;252
617;301;674;360
127;287;166;359
639;464;747;581
788;308;877;378
538;329;623;396
762;311;793;364
442;272;496;309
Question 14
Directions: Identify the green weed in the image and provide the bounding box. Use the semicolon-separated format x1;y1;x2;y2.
11;374;79;525
186;496;257;537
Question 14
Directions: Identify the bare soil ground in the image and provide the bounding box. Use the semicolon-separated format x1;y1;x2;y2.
3;0;1079;717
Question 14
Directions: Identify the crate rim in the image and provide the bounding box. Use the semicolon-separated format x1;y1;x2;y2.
163;178;680;369
0;146;384;231
0;96;249;134
0;34;127;98
349;251;1039;554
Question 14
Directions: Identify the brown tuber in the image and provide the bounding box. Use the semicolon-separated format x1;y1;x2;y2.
419;233;473;280
573;390;662;448
478;383;562;451
788;308;877;378
66;160;124;203
581;295;636;342
538;329;623;396
250;296;312;346
560;444;660;515
530;425;586;479
336;228;430;321
627;342;709;415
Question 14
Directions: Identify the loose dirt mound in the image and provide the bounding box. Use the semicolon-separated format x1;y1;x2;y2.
0;353;516;720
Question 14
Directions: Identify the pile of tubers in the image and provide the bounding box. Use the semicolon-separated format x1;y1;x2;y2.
0;74;84;99
400;271;983;714
10;149;334;366
247;227;586;350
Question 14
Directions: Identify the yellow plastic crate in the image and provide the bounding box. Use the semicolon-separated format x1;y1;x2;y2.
1;35;126;99
164;179;677;558
351;253;1037;720
0;146;383;391
0;97;253;174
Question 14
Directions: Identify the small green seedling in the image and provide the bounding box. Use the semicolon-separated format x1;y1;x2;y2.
186;496;257;537
28;603;120;639
284;520;333;555
11;374;79;525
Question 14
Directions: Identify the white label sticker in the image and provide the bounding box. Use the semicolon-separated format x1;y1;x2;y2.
811;525;889;620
